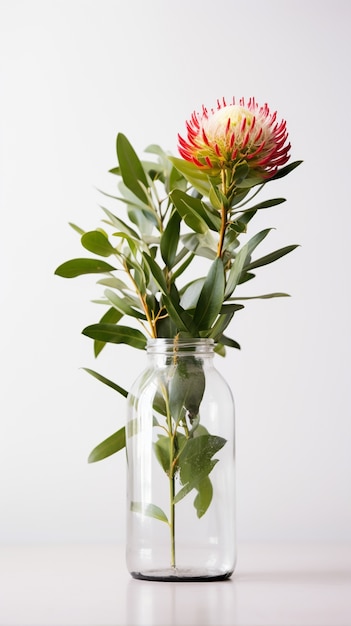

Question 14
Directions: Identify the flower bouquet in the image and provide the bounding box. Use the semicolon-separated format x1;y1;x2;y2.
55;97;301;579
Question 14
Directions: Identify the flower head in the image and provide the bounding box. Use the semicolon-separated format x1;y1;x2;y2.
178;97;290;179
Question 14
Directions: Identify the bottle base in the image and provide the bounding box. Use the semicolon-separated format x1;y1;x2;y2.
131;567;233;582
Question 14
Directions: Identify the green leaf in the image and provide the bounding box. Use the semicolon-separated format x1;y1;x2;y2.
220;303;244;314
225;229;271;298
209;181;224;211
131;502;169;524
169;163;187;192
234;208;257;227
181;232;217;260
233;162;250;185
236;172;265;188
174;460;218;504
214;342;226;356
88;427;126;463
81;231;116;257
244;244;299;271
193;476;213;518
82;368;128;398
178;434;226;487
208;312;235;341
69;222;85;235
180;278;205;310
161;294;197;335
225;249;248;297
104;288;147;320
169;156;215;197
93;306;123;357
102;207;141;240
268;160;303;181
174;429;227;512
160;210;181;268
229;292;291;300
169;356;206;423
172;248;194;280
97;276;129;290
171;189;209;234
193;257;225;330
153;435;172;474
235;198;286;214
82;324;147;350
220;334;241;349
143;252;168;292
238;271;256;285
54;258;116;278
116;133;150;204
143;253;196;334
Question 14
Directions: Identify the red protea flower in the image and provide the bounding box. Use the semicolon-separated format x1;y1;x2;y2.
178;97;290;180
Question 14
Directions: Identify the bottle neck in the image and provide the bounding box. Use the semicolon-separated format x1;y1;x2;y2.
146;338;214;358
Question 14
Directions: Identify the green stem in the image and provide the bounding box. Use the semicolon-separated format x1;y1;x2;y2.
169;463;176;569
217;167;231;259
162;383;176;569
217;204;227;258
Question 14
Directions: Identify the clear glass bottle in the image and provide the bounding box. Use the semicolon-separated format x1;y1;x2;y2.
126;338;236;581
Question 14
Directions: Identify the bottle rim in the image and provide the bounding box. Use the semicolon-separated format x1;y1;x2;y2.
146;337;214;354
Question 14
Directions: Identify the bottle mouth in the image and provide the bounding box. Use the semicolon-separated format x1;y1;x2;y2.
146;338;214;354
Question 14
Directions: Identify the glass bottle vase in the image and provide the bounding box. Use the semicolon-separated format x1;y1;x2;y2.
126;338;236;581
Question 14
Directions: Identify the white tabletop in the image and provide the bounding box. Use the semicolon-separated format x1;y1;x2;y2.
0;542;350;626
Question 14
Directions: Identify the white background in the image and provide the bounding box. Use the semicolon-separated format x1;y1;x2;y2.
0;0;350;546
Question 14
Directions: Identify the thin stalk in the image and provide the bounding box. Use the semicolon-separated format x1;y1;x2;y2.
217;168;230;258
217;204;227;258
169;463;176;569
162;383;176;569
123;260;157;338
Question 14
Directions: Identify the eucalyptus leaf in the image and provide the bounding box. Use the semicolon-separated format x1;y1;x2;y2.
171;189;221;233
97;276;130;290
193;476;213;518
268;160;303;181
208;311;235;341
174;461;218;504
104;288;147;320
82;324;147;350
143;252;168;292
169;156;215;197
236;172;265;188
171;189;209;234
225;229;271;298
178;434;226;488
240;197;286;212
102;207;141;239
169;356;206;423
81;231;116;257
153;435;172;474
209;181;224;211
55;258;116;278
244;244;299;271
82;368;128;398
161;293;197;335
181;232;217;260
69;222;85;235
229;292;291;300
131;502;169;524
116;133;150;204
88;427;126;463
160;210;181;267
193;257;225;330
143;253;196;333
219;335;241;349
93;306;123;357
180;278;205;310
